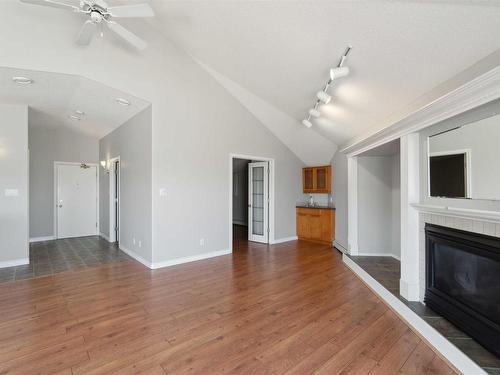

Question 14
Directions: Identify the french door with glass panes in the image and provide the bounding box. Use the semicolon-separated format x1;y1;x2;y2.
248;162;269;243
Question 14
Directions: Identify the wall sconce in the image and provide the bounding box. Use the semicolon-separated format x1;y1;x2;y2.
100;160;111;174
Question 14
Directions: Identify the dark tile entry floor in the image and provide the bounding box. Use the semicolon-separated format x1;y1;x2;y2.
0;236;131;283
349;255;500;374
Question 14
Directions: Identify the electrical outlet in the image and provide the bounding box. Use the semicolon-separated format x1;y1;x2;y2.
199;238;205;247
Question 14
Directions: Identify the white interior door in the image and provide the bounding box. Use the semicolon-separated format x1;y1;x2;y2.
248;162;269;243
57;164;98;239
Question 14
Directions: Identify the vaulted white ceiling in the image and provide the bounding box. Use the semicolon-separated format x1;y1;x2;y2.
148;0;500;146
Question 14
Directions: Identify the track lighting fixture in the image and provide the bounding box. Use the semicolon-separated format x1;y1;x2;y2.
316;90;331;104
329;66;350;80
300;46;352;129
309;108;321;118
302;119;313;128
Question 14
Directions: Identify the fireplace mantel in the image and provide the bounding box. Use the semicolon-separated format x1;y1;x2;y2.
411;203;500;224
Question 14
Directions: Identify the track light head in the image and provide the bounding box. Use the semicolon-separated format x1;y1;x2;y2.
316;91;331;104
302;119;312;128
309;108;321;118
330;66;350;80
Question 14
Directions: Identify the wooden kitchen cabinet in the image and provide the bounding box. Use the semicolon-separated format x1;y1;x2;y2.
302;166;332;193
296;207;335;244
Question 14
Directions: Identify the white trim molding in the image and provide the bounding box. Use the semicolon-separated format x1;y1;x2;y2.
412;203;500;224
0;258;29;268
29;236;55;243
119;245;152;268
99;232;111;242
151;249;231;269
356;252;401;261
269;236;298;244
341;65;500;157
347;156;358;255
400;133;421;301
343;254;486;375
333;240;348;254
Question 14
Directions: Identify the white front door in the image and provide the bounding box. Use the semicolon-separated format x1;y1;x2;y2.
248;162;269;243
56;164;98;239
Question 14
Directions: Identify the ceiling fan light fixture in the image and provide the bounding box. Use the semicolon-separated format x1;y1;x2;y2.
329;66;350;80
74;110;85;116
302;119;313;128
68;115;82;121
309;108;321;118
12;76;33;85
316;91;331;104
115;97;131;106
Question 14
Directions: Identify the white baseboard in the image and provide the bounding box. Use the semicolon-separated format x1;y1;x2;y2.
0;258;29;268
119;246;232;270
119;245;153;268
99;232;111;242
151;249;232;269
356;252;401;261
342;254;486;375
333;240;348;254
270;236;298;244
232;220;247;226
400;279;420;301
29;236;55;243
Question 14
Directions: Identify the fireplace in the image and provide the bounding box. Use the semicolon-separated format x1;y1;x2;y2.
425;223;500;356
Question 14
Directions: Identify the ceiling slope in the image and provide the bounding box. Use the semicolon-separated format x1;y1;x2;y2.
197;61;337;166
150;0;500;145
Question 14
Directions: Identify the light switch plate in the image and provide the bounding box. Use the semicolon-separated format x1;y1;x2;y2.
5;189;19;197
159;188;167;197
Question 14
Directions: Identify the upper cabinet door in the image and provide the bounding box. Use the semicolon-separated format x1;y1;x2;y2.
303;168;314;193
302;166;332;193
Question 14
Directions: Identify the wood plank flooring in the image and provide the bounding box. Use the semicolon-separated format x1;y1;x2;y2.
0;238;456;374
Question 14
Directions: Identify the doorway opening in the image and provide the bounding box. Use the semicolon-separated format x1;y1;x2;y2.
229;154;275;251
54;162;98;239
108;157;120;244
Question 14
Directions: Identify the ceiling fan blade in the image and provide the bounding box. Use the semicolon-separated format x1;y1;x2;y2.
106;4;154;18
20;0;80;11
106;21;147;50
76;20;96;46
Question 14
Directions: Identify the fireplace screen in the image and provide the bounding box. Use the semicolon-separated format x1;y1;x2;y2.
426;223;500;356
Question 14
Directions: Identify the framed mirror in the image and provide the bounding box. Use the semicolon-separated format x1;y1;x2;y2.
428;112;500;200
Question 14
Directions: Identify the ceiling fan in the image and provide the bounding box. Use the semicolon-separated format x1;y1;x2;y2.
20;0;154;50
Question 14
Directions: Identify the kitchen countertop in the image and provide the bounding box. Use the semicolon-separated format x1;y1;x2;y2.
296;204;335;210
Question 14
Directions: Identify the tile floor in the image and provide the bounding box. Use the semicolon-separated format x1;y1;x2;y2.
349;255;500;374
0;236;131;283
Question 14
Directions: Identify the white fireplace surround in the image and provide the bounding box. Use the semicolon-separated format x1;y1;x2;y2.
340;65;500;375
416;209;500;301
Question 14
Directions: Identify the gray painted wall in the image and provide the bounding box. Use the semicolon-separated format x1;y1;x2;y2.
99;107;152;263
419;98;500;211
428;113;500;200
28;123;99;238
0;104;29;264
232;158;249;226
151;55;305;263
358;155;401;258
332;152;348;251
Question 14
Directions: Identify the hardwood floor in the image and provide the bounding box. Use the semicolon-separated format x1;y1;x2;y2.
0;238;455;374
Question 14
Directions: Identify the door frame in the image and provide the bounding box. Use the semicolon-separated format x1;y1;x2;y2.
108;156;121;243
53;161;99;239
248;161;270;243
229;154;275;251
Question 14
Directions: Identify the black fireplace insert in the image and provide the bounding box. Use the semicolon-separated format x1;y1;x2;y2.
425;223;500;357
